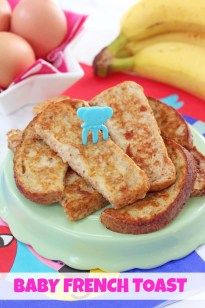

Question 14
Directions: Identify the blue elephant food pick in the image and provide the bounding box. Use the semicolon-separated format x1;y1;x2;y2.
77;106;113;145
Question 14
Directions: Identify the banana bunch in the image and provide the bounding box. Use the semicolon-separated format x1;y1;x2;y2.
93;0;205;100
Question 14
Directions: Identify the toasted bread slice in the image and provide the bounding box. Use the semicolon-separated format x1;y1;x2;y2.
34;98;149;208
7;126;108;219
61;170;108;221
91;81;176;191
33;96;69;115
190;147;205;196
9;126;203;199
7;129;23;153
101;139;196;234
14;118;68;204
148;97;205;196
148;97;193;149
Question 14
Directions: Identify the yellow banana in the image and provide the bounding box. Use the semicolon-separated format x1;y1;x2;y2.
94;0;205;75
103;0;205;57
122;0;205;41
109;42;205;100
119;32;205;56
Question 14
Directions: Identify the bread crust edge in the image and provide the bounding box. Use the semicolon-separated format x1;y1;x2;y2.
101;140;197;234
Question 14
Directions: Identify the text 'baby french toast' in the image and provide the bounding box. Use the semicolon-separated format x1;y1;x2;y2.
91;81;176;191
34;98;149;208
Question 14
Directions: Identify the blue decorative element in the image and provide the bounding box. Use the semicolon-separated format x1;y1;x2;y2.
11;242;54;273
77;106;113;145
183;115;197;125
160;94;183;109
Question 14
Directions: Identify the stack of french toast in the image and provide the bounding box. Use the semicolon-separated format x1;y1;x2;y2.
7;81;205;234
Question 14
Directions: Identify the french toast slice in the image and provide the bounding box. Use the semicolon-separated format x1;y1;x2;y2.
90;81;176;191
148;97;205;196
101;139;196;234
190;147;205;196
7;127;108;219
32;95;115;215
33;95;69;115
34;98;149;208
13;118;68;204
148;97;193;149
62;170;108;221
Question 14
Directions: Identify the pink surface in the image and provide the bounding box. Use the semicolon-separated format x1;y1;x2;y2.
0;218;7;226
28;246;63;271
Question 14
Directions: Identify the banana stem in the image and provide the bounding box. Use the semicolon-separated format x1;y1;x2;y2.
93;41;135;77
111;57;135;72
108;34;127;55
116;48;133;57
93;54;135;77
93;34;129;77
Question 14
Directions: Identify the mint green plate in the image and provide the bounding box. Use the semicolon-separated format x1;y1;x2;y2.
0;126;205;272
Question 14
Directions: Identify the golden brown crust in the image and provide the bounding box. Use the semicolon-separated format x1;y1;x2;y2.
190;146;205;196
14;178;63;205
33;96;69;115
8;121;108;214
91;82;176;191
148;97;193;149
14;118;67;205
61;170;108;221
34;98;149;209
101;139;197;234
8;100;110;213
147;177;176;192
148;97;205;196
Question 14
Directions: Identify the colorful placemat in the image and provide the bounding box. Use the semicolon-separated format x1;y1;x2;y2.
1;64;205;307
